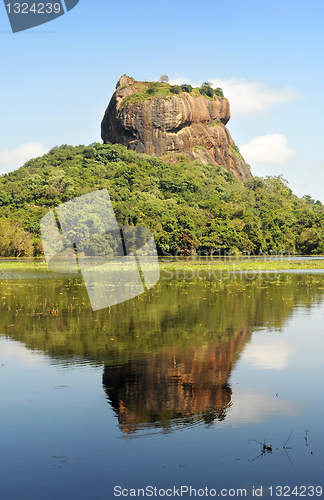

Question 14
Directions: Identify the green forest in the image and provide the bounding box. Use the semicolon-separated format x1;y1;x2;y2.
0;142;323;257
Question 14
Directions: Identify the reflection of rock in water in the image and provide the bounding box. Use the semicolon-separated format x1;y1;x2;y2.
103;327;252;434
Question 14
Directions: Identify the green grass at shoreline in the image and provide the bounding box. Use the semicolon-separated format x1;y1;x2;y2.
161;259;324;272
1;258;324;273
0;261;48;271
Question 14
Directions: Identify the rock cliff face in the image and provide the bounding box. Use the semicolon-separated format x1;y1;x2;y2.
101;77;252;182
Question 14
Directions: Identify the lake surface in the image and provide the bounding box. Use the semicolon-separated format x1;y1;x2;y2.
1;269;324;499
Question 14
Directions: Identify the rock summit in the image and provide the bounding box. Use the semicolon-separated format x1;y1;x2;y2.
101;76;252;182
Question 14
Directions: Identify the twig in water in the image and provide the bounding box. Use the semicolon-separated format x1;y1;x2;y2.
282;431;293;467
249;431;294;466
248;439;273;462
283;430;293;449
249;438;273;452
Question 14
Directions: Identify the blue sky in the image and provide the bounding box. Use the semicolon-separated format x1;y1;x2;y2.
1;0;324;201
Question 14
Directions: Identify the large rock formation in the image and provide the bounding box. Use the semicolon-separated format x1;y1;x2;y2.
101;76;252;182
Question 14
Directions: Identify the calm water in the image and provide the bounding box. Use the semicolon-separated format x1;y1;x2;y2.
1;269;324;499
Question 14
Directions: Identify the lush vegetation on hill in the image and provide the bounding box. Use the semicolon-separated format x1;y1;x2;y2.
121;80;225;105
0;142;324;257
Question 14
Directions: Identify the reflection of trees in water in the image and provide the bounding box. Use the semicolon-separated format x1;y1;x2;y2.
103;327;252;434
3;273;323;434
2;271;324;436
2;273;324;365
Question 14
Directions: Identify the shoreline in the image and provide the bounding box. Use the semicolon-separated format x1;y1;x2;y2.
1;258;324;272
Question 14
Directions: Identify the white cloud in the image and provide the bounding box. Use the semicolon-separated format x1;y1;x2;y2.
211;78;297;116
222;391;303;427
0;142;49;174
239;133;297;166
169;77;298;117
240;336;297;370
0;337;45;369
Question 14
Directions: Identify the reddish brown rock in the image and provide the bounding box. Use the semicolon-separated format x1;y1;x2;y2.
102;326;252;433
101;78;252;182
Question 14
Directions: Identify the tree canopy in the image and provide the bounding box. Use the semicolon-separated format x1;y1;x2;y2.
0;142;323;256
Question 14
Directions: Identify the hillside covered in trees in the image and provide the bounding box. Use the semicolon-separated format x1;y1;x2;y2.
0;142;323;257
